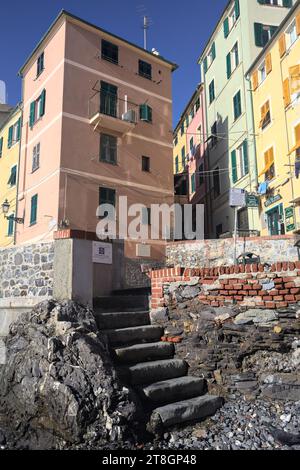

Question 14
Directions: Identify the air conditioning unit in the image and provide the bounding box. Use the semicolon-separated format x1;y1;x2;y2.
122;110;136;123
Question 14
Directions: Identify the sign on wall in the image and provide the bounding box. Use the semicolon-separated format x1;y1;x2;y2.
229;188;246;207
92;241;113;265
285;206;296;232
246;194;259;208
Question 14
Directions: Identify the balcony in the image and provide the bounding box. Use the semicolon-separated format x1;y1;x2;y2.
88;86;138;137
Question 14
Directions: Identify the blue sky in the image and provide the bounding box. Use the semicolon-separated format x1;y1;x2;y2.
1;0;227;126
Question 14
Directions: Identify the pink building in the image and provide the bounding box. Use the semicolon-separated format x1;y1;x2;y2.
16;10;177;262
185;85;209;236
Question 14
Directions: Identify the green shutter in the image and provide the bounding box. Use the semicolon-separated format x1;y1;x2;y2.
234;91;241;120
226;53;231;79
7;215;14;237
211;42;216;60
30;194;38;225
16;118;21;141
191;174;196;193
140;104;152;122
39;89;46;117
231;150;238;183
254;23;263;47
223;18;229;38
282;0;292;7
29;101;36;128
0;137;3;157
243;139;249;174
235;0;240;19
203;57;208;74
8;126;13;148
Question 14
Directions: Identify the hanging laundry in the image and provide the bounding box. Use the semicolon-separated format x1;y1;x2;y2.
258;181;269;195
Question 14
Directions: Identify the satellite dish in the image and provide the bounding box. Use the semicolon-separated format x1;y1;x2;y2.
151;48;160;56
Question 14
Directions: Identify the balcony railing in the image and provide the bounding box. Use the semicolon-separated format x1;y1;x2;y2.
88;89;138;136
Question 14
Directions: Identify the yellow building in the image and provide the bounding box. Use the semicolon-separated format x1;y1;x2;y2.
248;1;300;236
0;105;22;246
173;113;188;176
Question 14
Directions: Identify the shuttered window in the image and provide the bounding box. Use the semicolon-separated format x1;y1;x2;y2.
231;150;238;183
7;215;14;236
30;194;38;225
100;134;117;164
29;89;46;128
8;165;17;186
37;52;44;76
0;137;3;157
209;80;215;104
139;104;152;123
233;90;242;121
139;60;152;80
101;40;119;64
259;101;271;129
283;78;291;108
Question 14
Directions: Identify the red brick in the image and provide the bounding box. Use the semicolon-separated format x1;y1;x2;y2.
274;278;283;284
265;302;276;309
268;290;279;296
244;285;253;290
283;277;296;283
276;302;288;308
239;290;248;296
233;284;243;290
291;288;300;295
234;296;244;301
273;296;284;301
285;295;295;302
249;290;258;296
229;290;238;295
263;296;272;301
295;261;300;270
285;282;296;289
279;290;289;295
289;262;295;271
282;262;288;271
252;284;262;290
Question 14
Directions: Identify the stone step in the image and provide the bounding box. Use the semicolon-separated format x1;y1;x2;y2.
139;376;206;405
150;394;224;432
113;341;174;364
94;294;149;312
103;325;164;346
125;359;188;386
95;310;150;330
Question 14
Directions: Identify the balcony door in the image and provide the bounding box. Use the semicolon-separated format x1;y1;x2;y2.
100;81;118;118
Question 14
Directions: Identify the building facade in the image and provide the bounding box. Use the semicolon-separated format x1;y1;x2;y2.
198;0;293;238
248;0;300;236
16;10;177;261
0;105;22;247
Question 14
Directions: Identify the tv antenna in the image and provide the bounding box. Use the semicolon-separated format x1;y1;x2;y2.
143;16;150;50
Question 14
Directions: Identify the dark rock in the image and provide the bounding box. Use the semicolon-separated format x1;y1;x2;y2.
0;300;143;450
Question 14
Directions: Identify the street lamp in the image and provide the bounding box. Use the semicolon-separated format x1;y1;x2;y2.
1;199;24;224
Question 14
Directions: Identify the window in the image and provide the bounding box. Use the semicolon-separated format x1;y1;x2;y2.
259;61;267;83
7;215;14;237
213;168;221;198
37;52;44;77
286;20;297;49
223;0;240;38
207;42;216;68
29;89;46;128
264;147;275;181
191;173;196;193
195;97;200;111
227;42;239;78
8;118;21;148
216;223;223;239
233;90;242;120
181;122;184;136
32;143;40;172
101;40;119;64
259;100;271;129
30;194;38;226
142;207;151;225
139;60;152;80
99;187;116;219
142;155;150;172
100;134;117;164
185;116;189;128
261;0;290;6
100;82;117;117
254;23;277;47
209;79;215;104
190;137;194;151
231;140;249;183
0;137;3;157
140;104;152;123
181;146;186;166
8;165;17;186
175;156;179;174
199;163;204;186
211;122;218;148
174;135;178;146
190;107;195;121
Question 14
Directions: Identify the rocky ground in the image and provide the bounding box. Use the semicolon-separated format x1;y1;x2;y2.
0;297;299;451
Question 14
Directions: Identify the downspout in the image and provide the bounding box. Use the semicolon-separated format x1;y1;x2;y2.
14;98;23;246
202;72;213;239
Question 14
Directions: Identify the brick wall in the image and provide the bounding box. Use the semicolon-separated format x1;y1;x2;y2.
149;262;300;310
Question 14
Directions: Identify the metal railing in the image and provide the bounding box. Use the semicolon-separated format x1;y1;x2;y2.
88;90;138;124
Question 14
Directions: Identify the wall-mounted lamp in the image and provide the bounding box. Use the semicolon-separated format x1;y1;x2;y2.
1;199;24;224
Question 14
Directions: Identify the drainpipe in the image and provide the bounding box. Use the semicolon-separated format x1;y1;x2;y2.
201;71;213;238
14;100;23;246
245;73;259;232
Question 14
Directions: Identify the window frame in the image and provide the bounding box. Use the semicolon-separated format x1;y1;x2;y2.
30;194;38;226
138;59;152;80
101;39;119;65
233;90;242;121
142;155;150;172
100;133;118;164
32;142;40;172
37;52;45;77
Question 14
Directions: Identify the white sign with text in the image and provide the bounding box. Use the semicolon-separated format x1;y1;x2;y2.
92;242;112;265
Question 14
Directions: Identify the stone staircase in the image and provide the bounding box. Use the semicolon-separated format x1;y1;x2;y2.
94;292;223;433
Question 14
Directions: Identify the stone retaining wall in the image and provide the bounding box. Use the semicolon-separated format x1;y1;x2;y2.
150;262;300;310
0;242;54;300
166;235;299;268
